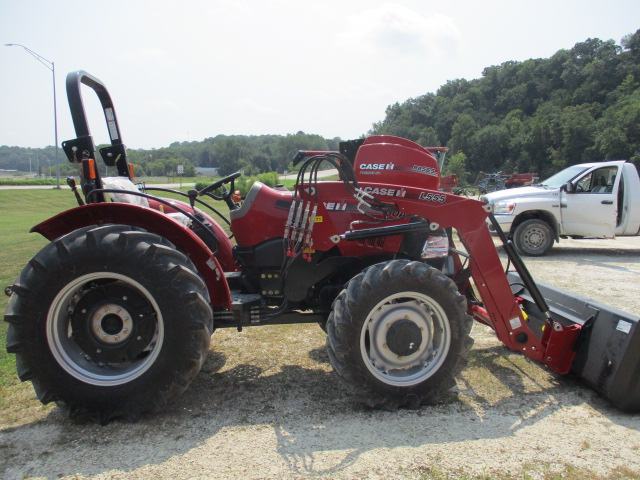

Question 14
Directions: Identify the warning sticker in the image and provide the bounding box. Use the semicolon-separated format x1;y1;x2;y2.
105;108;119;140
509;317;522;330
616;320;632;334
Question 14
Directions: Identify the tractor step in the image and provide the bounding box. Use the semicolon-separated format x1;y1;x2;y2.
224;271;244;290
231;292;262;325
507;271;640;411
212;292;262;328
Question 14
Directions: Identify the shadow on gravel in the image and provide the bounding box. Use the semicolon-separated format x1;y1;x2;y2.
547;247;640;260
2;338;638;480
528;246;640;261
497;244;640;260
495;243;640;279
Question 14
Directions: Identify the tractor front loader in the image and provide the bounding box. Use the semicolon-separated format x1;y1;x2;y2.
4;71;639;424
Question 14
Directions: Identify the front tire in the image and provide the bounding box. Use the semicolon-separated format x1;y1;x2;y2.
5;225;213;423
513;218;554;256
326;260;473;410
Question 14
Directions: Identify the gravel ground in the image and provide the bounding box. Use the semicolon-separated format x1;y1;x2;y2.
1;235;639;480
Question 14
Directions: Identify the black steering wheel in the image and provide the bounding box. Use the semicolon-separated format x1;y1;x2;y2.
198;172;242;202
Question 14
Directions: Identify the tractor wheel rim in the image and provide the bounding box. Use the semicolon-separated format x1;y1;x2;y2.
47;272;164;386
360;292;451;386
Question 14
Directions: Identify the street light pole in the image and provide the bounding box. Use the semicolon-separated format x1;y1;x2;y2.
6;43;61;188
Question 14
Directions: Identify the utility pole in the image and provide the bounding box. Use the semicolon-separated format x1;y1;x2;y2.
6;43;61;188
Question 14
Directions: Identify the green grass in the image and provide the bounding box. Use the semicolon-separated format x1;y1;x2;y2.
0;186;236;422
0;187;189;374
0;186;236;391
0;178;59;186
0;190;78;386
0;189;80;423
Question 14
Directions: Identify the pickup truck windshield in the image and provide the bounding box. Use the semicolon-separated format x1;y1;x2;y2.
540;165;589;188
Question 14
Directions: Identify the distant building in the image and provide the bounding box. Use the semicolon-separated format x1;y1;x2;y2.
196;167;219;177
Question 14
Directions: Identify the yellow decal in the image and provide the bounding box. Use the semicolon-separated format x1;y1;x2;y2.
314;216;323;223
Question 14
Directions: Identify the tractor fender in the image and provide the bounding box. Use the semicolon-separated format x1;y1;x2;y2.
146;197;238;273
31;203;232;310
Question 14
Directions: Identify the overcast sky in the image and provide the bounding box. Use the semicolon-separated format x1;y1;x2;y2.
1;0;639;149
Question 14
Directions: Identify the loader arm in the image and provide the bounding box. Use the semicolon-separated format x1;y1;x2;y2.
344;187;576;372
336;181;639;411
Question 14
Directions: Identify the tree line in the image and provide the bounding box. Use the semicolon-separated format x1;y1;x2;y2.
2;31;638;183
0;132;340;178
370;30;640;183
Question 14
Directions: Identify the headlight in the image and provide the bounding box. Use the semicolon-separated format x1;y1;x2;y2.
421;233;449;259
493;201;516;215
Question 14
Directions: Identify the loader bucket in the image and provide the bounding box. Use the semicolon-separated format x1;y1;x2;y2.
507;271;640;411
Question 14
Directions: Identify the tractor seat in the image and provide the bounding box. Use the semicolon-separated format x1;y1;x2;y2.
102;177;149;207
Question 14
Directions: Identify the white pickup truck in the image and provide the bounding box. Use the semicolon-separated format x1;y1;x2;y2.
481;160;640;255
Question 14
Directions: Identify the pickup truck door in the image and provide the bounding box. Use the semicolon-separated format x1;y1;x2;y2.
560;162;625;237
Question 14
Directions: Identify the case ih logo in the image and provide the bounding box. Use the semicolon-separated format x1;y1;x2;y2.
362;187;407;198
359;163;395;170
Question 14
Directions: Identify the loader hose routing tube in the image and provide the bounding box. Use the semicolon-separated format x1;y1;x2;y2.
343;222;431;241
487;213;552;322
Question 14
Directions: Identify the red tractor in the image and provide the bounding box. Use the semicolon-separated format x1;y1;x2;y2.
5;71;640;423
503;172;539;188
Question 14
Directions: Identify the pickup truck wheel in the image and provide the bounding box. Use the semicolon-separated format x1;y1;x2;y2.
513;219;554;256
5;225;213;424
326;260;473;410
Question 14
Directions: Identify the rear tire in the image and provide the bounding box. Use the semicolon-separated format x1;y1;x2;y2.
5;225;213;424
326;260;473;410
513;219;554;256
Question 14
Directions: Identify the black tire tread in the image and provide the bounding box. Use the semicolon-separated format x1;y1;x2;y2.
4;224;213;424
326;259;473;410
513;218;554;256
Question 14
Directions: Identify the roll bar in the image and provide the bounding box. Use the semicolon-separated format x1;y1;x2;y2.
61;70;129;178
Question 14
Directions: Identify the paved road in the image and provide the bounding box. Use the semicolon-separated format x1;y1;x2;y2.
279;168;338;180
0;182;197;190
0;170;338;190
0;184;66;190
